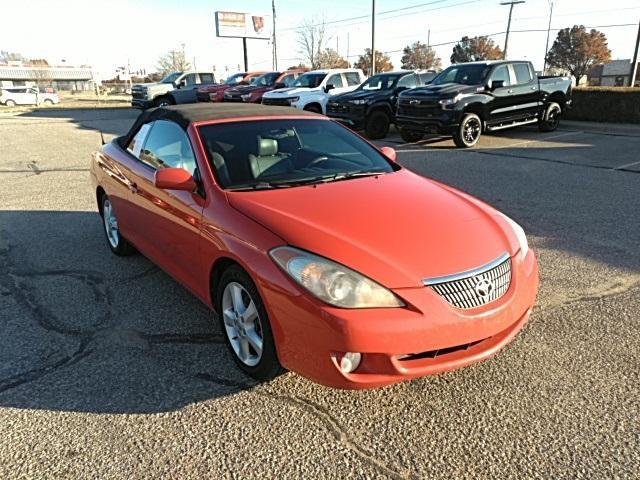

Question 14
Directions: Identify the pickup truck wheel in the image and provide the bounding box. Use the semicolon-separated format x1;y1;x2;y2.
400;128;424;143
216;265;284;382
43;99;54;105
453;113;482;148
538;102;561;132
303;104;322;114
365;110;391;139
154;96;172;108
5;100;16;107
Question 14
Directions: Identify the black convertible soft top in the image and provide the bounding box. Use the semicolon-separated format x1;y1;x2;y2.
118;103;318;149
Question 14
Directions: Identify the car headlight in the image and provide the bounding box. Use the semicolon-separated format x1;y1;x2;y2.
288;96;299;104
502;215;529;257
438;93;464;109
241;93;253;101
269;246;404;308
350;99;367;105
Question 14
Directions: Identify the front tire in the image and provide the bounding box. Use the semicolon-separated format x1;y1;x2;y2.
303;103;322;114
5;99;16;107
100;194;136;256
154;96;172;108
453;113;482;148
365;110;391;139
43;99;54;106
216;265;284;382
400;128;424;143
538;102;561;132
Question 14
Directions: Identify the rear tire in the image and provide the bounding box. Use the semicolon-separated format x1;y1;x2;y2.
154;96;172;108
43;99;54;105
400;128;424;143
365;110;391;139
100;194;136;256
538;102;561;132
216;265;284;382
5;100;16;107
453;113;482;148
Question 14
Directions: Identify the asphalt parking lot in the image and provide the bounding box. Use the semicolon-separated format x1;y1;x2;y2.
1;108;638;479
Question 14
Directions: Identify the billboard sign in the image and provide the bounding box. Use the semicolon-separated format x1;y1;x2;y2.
215;11;271;40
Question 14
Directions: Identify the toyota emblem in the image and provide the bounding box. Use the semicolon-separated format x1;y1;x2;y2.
474;277;494;298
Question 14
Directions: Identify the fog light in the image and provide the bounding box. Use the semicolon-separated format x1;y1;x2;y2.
339;352;362;374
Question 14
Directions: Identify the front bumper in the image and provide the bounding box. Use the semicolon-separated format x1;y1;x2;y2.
327;104;366;129
260;249;538;389
396;109;461;135
131;98;154;109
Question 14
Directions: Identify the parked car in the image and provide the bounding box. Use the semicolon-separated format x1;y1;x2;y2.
197;72;266;103
396;60;572;147
261;68;367;114
223;69;308;103
327;70;438;139
0;86;59;106
91;103;539;389
131;71;217;109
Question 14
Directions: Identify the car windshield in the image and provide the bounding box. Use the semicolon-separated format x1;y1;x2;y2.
360;74;402;90
253;72;280;87
431;64;490;86
161;72;181;84
292;73;327;88
199;119;397;190
225;73;246;84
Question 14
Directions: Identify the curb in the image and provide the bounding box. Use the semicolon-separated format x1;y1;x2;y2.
560;120;640;137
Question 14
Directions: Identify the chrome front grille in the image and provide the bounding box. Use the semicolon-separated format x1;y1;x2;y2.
424;253;512;309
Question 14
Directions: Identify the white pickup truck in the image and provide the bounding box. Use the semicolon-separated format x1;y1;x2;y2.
261;68;366;114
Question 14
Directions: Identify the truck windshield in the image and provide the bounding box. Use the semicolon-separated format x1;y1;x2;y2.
431;65;490;86
292;73;327;88
225;73;247;84
161;72;181;84
360;74;401;90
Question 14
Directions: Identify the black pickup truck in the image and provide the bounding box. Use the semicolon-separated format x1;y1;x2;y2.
396;60;572;147
326;71;438;139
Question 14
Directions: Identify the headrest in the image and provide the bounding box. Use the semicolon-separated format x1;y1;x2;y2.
258;138;278;156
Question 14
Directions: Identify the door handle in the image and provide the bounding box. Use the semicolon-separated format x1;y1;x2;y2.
531;86;538;90
507;89;514;94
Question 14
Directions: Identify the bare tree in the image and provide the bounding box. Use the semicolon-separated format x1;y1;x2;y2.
296;17;329;69
0;51;25;63
157;49;191;75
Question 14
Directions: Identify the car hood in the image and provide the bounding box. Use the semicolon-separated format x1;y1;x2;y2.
332;89;389;103
227;85;270;95
403;83;480;98
227;169;516;288
264;86;316;97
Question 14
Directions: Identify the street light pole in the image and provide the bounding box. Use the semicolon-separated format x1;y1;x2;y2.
272;0;277;70
543;0;554;74
630;19;640;87
371;0;376;76
501;0;525;60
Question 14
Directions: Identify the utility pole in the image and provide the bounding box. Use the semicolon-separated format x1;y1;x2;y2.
347;33;350;64
500;0;525;60
427;29;431;48
272;0;277;70
542;1;553;74
337;36;339;54
630;19;640;87
371;0;376;76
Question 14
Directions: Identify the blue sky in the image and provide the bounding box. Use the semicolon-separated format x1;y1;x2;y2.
2;0;639;77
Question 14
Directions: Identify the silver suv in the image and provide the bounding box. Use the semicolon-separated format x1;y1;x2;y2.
131;71;217;109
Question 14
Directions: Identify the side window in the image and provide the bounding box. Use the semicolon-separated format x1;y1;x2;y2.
183;73;198;86
326;74;344;89
282;74;296;87
139;120;197;174
127;123;152;158
397;74;417;88
344;72;361;86
490;65;511;87
200;73;215;84
512;63;533;85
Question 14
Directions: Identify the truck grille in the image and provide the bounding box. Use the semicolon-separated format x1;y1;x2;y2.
398;98;439;117
262;98;291;107
327;103;349;114
424;254;512;309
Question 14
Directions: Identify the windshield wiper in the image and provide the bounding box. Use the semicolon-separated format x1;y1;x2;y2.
226;170;388;191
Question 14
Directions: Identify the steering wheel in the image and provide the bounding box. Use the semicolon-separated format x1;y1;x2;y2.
307;156;329;167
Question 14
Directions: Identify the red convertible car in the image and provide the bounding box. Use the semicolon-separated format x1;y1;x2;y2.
91;103;538;389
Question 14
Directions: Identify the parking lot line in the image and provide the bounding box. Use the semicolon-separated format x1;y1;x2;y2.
613;160;640;170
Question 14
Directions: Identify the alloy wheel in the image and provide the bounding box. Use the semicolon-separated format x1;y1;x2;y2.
463;117;481;144
102;198;120;248
221;282;264;367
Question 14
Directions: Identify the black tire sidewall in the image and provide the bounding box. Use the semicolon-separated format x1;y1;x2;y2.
454;113;482;148
539;102;561;132
216;265;283;381
303;104;322;114
365;110;390;139
400;128;423;143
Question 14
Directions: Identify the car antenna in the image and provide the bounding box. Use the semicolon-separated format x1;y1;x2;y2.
99;130;105;145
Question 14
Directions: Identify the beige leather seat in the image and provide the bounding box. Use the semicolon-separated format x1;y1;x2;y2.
248;138;290;179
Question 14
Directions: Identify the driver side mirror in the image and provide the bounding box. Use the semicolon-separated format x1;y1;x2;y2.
380;146;397;162
488;79;505;91
324;84;335;93
155;168;197;192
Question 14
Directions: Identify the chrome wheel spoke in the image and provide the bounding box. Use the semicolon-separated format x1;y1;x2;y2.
239;338;250;361
230;284;245;314
245;329;263;357
223;308;236;327
221;281;264;367
243;300;258;323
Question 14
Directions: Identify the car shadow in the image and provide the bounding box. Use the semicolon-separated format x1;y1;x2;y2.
16;108;139;137
0;210;258;414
